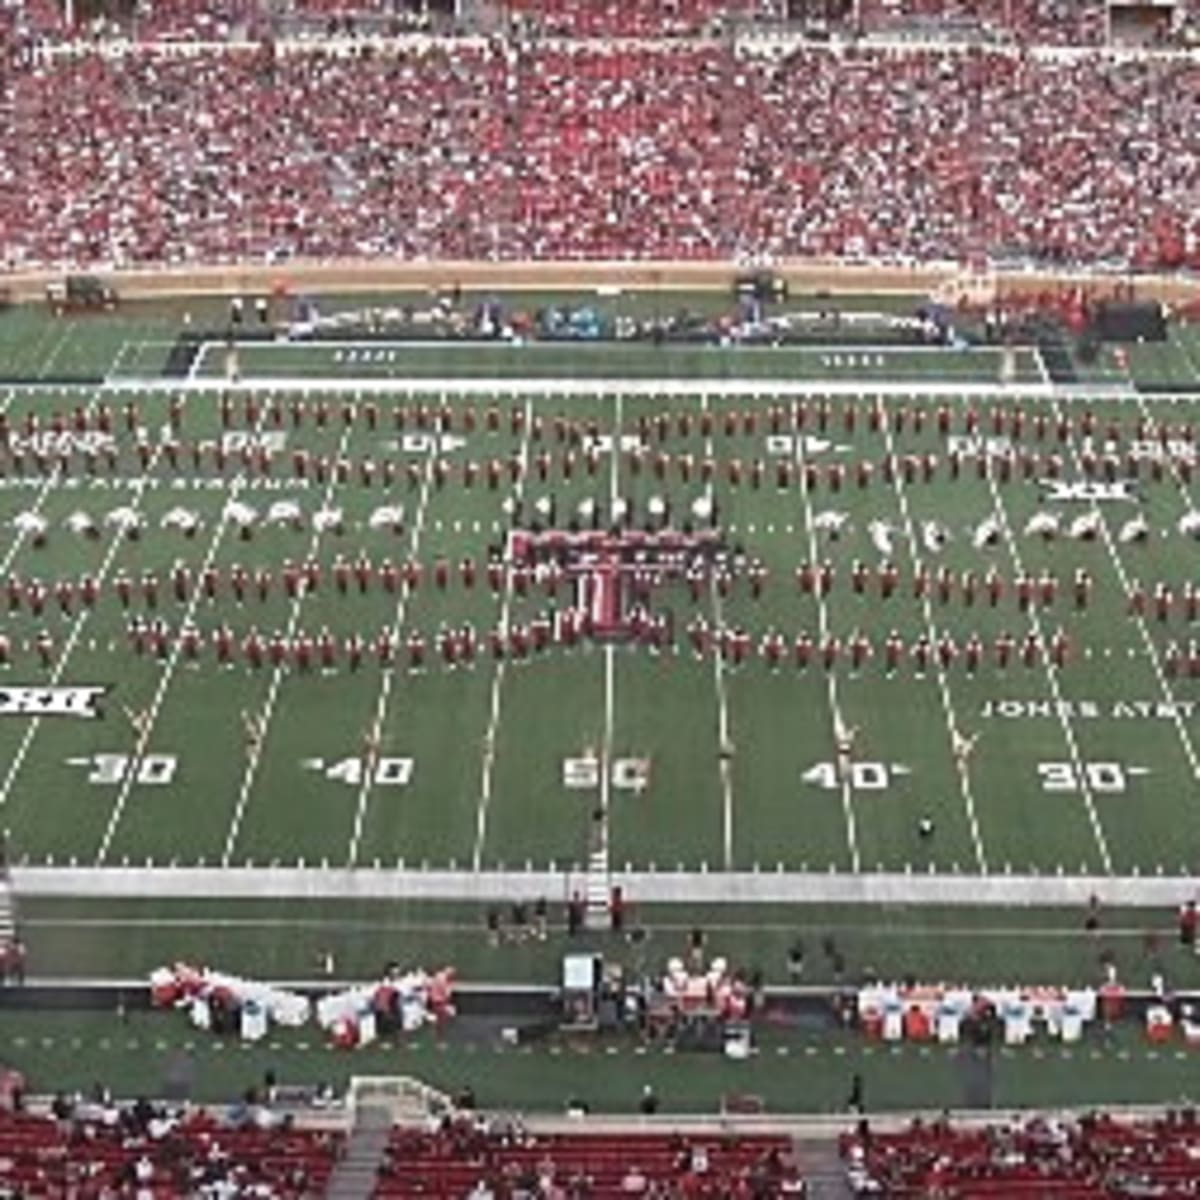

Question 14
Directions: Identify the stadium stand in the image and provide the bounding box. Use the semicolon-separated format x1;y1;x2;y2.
856;0;1108;43
129;0;257;41
502;0;785;37
0;44;1197;270
0;1100;344;1196
117;0;439;44
0;0;64;45
841;1110;1200;1196
375;1119;805;1197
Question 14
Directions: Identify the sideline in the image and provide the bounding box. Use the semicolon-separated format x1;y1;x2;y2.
9;865;1198;906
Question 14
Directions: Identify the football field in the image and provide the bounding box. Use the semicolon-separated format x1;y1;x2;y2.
0;333;1198;895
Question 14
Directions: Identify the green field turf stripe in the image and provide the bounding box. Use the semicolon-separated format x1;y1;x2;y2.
0;394;124;813
0;391;47;578
975;398;1113;874
979;422;1108;873
699;392;736;869
795;404;861;872
879;394;987;872
14;319;63;380
346;430;437;866
1083;393;1200;786
594;393;624;890
34;321;78;380
220;423;356;866
1156;329;1200;387
471;398;534;871
94;403;277;862
19;911;1193;938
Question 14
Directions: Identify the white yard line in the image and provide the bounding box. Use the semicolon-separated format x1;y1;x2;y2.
879;398;988;873
187;341;211;383
106;340;131;381
94;409;274;864
345;435;436;866
1055;394;1200;783
470;398;535;871
601;643;615;856
17;320;63;380
0;397;167;811
710;589;736;869
1032;345;1051;387
595;391;622;875
229;339;1021;357
980;451;1114;874
35;321;77;379
220;423;355;867
699;392;737;870
107;376;1062;400
108;338;181;380
795;419;862;873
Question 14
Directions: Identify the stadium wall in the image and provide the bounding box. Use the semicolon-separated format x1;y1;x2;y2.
4;259;1200;304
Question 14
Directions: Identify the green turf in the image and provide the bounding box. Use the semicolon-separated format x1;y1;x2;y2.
2;298;1200;1118
0;291;929;383
5;1010;1200;1116
17;896;1200;990
2;296;1195;387
188;341;1045;383
0;378;1196;875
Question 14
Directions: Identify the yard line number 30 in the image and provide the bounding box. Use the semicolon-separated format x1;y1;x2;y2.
67;753;178;785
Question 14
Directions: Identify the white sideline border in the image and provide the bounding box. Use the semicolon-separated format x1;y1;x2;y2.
8;865;1199;906
104;375;1069;398
182;339;1044;357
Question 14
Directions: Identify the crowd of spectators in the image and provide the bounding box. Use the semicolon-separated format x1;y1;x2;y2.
377;1113;804;1197
0;1086;344;1196
0;0;63;47
0;41;1197;270
842;1110;1200;1196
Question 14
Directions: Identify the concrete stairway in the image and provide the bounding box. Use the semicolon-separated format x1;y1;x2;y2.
324;1104;392;1200
584;846;610;930
796;1139;854;1199
0;881;15;947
